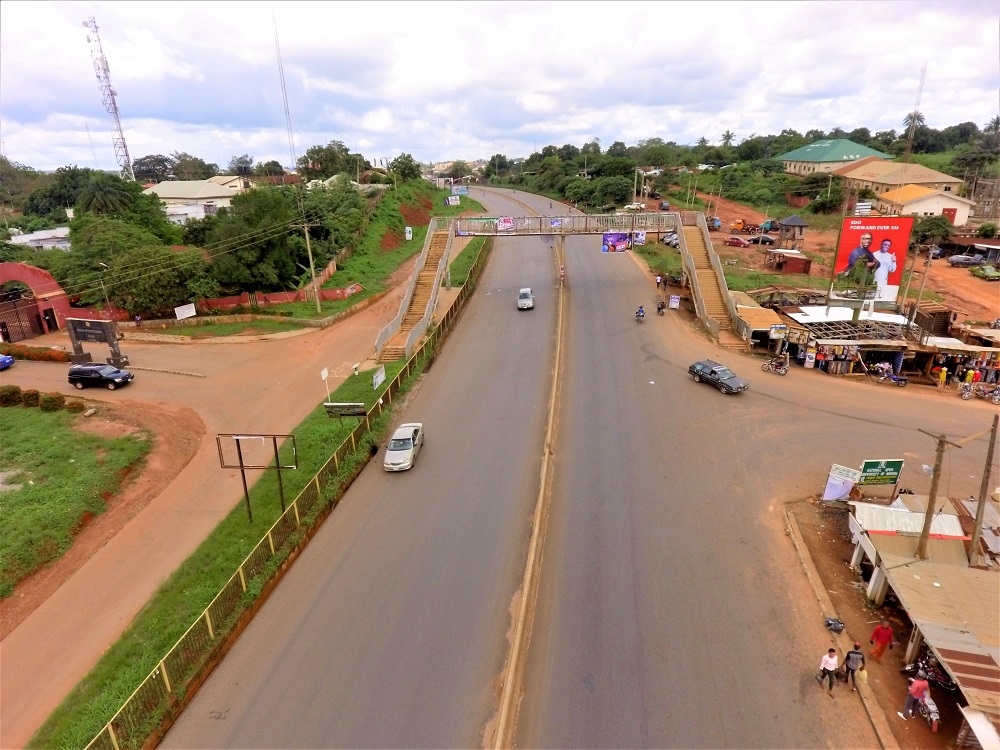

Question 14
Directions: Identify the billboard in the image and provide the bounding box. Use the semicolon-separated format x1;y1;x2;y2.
451;185;469;195
601;232;632;253
858;458;904;486
833;217;914;302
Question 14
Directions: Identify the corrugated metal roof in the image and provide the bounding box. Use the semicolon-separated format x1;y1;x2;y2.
959;499;1000;529
851;502;966;537
890;495;960;515
734;305;782;330
879;184;936;203
957;707;1000;750
837;160;963;185
778;139;890;163
880;554;1000;715
868;533;970;567
787;306;908;325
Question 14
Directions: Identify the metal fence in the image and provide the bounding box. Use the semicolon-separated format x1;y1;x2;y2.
83;237;494;750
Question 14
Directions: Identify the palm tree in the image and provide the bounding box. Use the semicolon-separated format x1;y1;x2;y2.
721;130;735;147
902;111;925;130
985;116;1000;147
77;173;134;215
696;137;709;149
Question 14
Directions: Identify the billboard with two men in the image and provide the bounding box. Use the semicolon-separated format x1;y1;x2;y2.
833;217;915;303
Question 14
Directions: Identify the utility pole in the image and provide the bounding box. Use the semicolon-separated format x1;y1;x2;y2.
296;222;321;314
968;414;998;566
906;256;932;335
915;430;959;560
916;423;994;561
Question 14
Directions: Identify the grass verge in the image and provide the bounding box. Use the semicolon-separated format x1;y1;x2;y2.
268;183;483;320
0;407;152;598
29;360;423;749
447;236;487;286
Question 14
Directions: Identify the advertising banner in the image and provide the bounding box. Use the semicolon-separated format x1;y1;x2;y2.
497;216;515;232
174;303;196;320
858;459;904;486
601;232;631;253
833;217;914;302
823;463;862;501
633;230;647;246
451;185;469;195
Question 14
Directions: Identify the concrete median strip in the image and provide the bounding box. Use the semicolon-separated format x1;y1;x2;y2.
127;366;206;378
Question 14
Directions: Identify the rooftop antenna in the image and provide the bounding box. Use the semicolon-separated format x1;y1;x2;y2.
83;17;135;180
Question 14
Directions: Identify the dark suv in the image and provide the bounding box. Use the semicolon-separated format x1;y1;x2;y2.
68;363;135;390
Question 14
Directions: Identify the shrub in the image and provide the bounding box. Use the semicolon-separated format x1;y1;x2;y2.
39;392;66;412
0;343;71;363
0;384;22;406
66;400;86;413
22;389;40;407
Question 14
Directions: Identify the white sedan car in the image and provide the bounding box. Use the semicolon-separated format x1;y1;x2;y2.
383;423;424;471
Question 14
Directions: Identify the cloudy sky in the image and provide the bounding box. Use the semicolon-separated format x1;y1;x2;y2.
1;1;997;173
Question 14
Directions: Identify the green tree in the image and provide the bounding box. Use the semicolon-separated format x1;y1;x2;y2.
581;139;601;156
483;154;509;179
23;165;96;219
606;141;627;157
913;215;953;244
254;160;286;177
227;154;254;175
721;130;735;147
132;154;173;182
389;153;421;180
77;173;134;215
594;175;632;205
976;222;998;238
206;187;298;291
903;111;926;130
104;245;210;317
696;137;709;149
297;141;354;181
170;151;219;180
446;161;471;179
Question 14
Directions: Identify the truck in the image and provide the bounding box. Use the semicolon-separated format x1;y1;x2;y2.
729;218;761;234
706;216;722;231
759;219;782;233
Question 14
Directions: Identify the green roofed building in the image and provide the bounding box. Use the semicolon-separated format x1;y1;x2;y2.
778;139;891;175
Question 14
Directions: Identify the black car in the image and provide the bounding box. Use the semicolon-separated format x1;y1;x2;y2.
649;191;661;199
688;359;749;394
747;234;776;245
68;363;135;390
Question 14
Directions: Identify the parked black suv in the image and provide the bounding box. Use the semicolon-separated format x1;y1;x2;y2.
68;363;135;390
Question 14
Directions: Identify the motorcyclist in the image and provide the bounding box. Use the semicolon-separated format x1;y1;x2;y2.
636;305;645;319
656;299;666;313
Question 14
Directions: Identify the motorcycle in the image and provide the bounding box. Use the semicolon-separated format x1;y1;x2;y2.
904;678;941;731
877;372;908;387
989;318;1000;329
656;300;666;316
635;309;645;323
902;653;958;692
961;383;1000;405
761;358;788;375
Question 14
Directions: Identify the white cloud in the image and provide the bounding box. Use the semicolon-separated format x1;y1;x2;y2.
0;0;996;170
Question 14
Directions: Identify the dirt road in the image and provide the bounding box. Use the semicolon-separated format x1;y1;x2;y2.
0;264;415;749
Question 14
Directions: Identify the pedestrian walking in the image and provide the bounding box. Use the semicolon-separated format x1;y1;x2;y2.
898;671;930;720
964;367;975;385
818;648;838;696
937;366;947;391
655;273;663;290
134;314;142;328
869;620;894;662
843;643;866;691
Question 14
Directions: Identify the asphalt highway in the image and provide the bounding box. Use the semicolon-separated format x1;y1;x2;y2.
162;190;993;748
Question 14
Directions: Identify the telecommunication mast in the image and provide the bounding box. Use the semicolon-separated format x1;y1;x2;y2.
83;17;135;181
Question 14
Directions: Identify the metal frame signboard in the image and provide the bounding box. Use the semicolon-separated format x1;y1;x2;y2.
858;459;904;485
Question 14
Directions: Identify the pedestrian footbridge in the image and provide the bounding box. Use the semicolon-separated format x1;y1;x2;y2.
375;211;745;361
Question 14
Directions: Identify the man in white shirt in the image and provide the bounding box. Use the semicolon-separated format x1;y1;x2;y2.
873;238;898;300
819;648;839;696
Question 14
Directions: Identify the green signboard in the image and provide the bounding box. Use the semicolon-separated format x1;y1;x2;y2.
858;459;904;486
